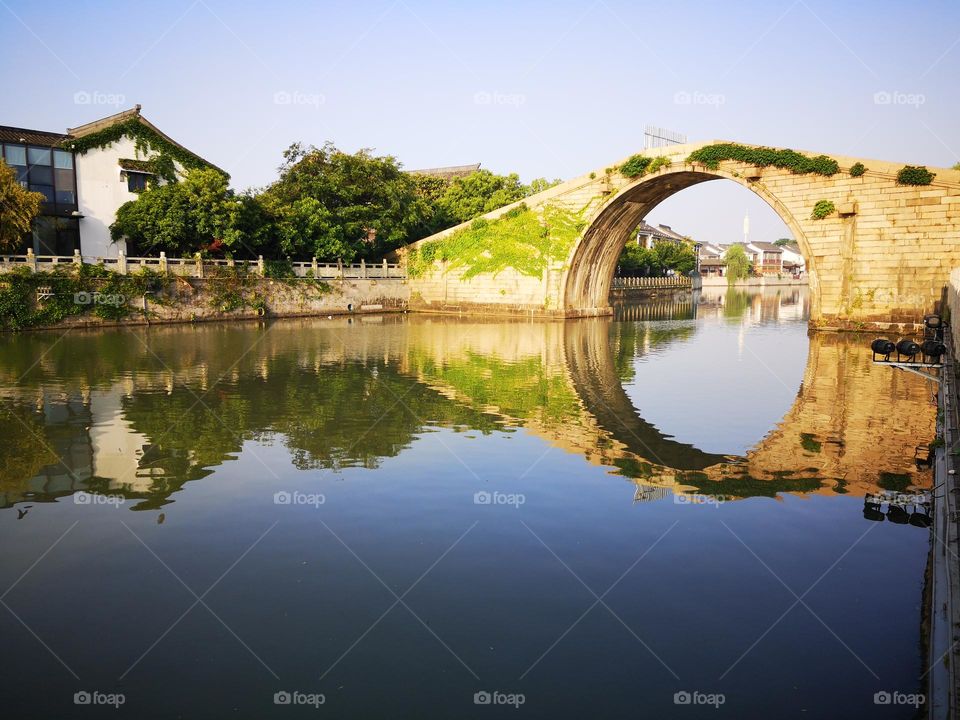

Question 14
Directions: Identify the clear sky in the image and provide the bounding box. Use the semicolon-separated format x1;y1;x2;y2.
2;0;957;246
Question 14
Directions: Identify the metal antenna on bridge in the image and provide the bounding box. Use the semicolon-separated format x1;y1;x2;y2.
644;126;687;150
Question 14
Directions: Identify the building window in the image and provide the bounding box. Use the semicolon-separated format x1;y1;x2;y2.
4;144;27;186
126;172;149;193
31;217;79;255
27;146;55;203
1;143;76;210
53;150;76;204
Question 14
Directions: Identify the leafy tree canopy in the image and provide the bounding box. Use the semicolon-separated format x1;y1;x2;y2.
0;159;44;253
724;243;752;283
259;142;430;261
111;168;242;256
617;238;696;276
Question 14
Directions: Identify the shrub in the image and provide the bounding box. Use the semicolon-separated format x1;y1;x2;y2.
896;165;936;185
687;143;839;176
811;200;836;220
849;162;866;177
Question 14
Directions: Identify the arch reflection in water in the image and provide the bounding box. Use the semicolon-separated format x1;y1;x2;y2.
0;292;934;511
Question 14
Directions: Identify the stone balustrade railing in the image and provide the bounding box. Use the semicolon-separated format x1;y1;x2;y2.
0;249;406;280
611;275;692;289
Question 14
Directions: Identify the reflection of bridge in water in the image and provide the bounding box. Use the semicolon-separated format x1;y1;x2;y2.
0;300;935;509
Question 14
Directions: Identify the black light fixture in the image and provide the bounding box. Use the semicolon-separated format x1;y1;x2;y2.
871;338;896;360
921;339;947;363
924;314;944;341
896;338;921;360
886;504;910;524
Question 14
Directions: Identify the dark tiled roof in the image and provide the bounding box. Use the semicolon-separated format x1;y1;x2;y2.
750;241;783;252
656;224;686;241
0;125;70;147
406;163;481;180
636;221;673;239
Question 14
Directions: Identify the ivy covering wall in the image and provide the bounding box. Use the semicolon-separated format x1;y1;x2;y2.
63;118;225;181
686;143;840;176
406;203;587;279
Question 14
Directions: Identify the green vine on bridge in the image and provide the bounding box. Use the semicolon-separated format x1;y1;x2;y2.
406;203;586;280
618;154;672;178
686;143;840;176
811;200;836;220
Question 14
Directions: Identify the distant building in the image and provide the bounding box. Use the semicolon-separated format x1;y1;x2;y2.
635;221;688;249
747;241;785;275
0;105;222;258
779;242;806;276
405;163;480;180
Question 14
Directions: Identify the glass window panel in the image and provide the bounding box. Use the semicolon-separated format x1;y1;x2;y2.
4;144;26;166
29;165;53;185
54;168;75;204
127;172;148;193
32;216;57;254
27;147;51;165
29;184;55;202
54;218;79;254
53;150;73;169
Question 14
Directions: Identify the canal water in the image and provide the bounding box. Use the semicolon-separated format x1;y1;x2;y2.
0;287;935;718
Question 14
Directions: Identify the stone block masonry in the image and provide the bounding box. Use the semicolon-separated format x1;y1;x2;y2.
403;141;960;328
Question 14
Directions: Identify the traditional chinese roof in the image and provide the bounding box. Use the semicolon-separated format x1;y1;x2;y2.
750;241;784;253
0;105;225;179
406;163;481;180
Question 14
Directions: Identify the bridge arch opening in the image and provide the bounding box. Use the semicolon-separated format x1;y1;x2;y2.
562;167;815;317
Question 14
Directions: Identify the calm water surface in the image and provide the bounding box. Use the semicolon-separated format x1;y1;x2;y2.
0;287;936;718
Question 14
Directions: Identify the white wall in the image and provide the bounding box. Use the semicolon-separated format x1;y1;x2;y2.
75;137;180;258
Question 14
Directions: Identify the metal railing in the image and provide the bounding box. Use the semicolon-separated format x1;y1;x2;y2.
0;250;406;280
611;275;692;289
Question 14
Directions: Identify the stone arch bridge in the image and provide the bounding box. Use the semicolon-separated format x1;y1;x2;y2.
403;141;960;327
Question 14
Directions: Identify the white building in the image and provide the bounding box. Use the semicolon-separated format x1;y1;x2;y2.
779;242;806;276
0;105;223;258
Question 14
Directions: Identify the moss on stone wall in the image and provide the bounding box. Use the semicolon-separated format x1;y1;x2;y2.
407;203;587;279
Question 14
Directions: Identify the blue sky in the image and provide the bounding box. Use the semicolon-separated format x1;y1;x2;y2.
2;0;957;245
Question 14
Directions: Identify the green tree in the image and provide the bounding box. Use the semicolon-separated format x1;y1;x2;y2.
774;238;793;246
724;244;752;283
952;162;960;171
260;142;429;261
111;168;242;255
616;238;696;276
0;159;44;252
652;240;696;275
435;169;527;224
525;177;563;195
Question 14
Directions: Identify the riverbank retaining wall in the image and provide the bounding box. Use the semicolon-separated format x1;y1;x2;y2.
15;277;410;331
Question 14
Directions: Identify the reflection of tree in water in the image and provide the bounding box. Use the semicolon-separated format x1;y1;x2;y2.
0;402;59;504
407;348;580;426
723;288;750;320
611;321;696;384
117;359;504;490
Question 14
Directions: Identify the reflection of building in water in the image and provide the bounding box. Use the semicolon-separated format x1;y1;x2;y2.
0;310;936;509
633;485;670;503
0;390;93;507
695;287;809;325
88;387;161;491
